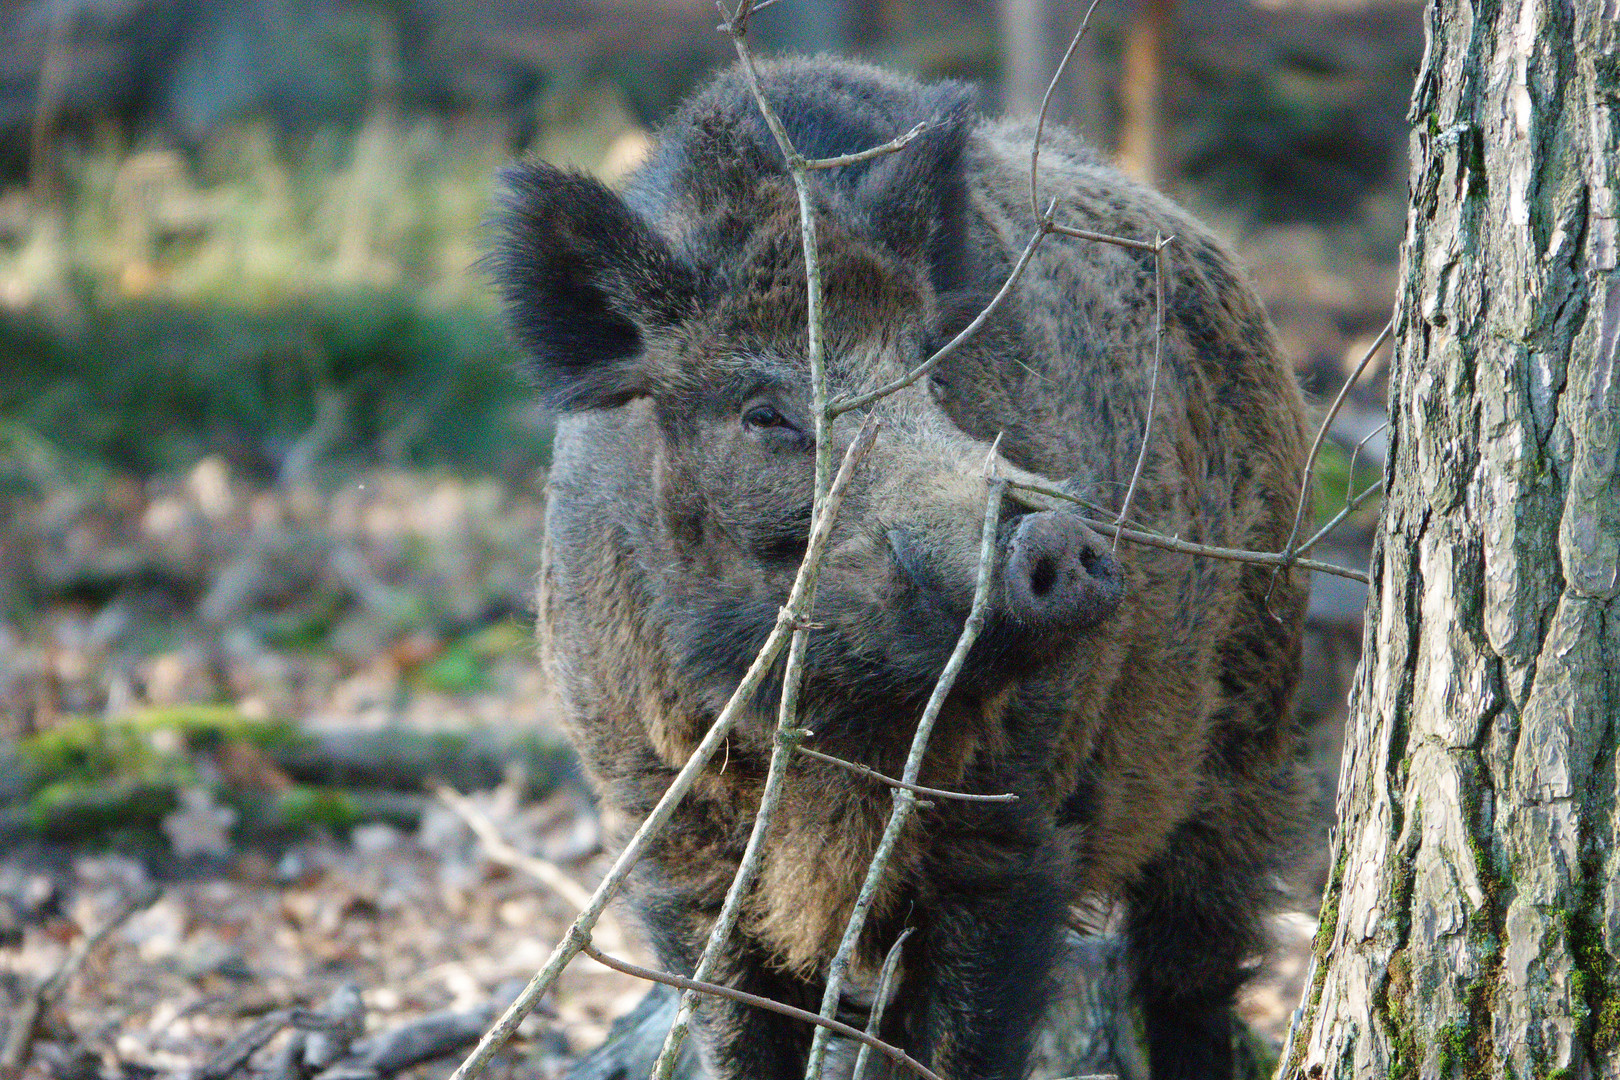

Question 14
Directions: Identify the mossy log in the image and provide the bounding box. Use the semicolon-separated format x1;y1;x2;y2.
0;712;578;846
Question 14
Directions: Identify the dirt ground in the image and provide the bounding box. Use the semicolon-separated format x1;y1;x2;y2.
0;811;1319;1080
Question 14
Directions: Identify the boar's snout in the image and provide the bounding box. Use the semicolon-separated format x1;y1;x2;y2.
1002;512;1124;631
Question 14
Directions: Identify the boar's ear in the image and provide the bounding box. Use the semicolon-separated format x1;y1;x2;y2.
490;162;698;411
853;87;977;295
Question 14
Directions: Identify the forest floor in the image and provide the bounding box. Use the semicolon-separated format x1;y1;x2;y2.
0;456;1339;1080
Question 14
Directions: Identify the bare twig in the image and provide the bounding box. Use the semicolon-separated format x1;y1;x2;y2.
450;608;795;1080
581;943;946;1080
803;471;1007;1080
1004;477;1371;584
449;417;880;1080
817;0;1149;422
716;0;834;505
848;927;914;1080
434;784;629;956
1343;420;1389;503
1;884;161;1076
1030;0;1106;220
795;745;1018;803
1296;477;1384;557
1113;233;1175;546
830;210;1055;416
1046;222;1162;254
802;122;928;170
715;0;784;27
1287;416;1390;558
1268;319;1392;597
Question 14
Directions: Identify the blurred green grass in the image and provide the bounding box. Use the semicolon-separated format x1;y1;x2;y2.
0;107;642;482
0;290;544;480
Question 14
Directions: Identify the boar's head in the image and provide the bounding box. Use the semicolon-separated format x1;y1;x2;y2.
490;65;1124;748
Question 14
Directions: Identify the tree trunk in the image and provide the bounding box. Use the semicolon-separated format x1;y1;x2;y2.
1281;2;1619;1078
1116;0;1173;186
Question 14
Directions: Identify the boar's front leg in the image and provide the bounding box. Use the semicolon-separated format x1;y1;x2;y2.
636;888;819;1080
1124;817;1276;1080
902;833;1070;1080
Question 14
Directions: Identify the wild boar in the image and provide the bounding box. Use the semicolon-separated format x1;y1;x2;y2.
491;57;1310;1080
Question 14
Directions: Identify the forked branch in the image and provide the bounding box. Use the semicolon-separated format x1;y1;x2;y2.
1269;319;1392;596
1005;477;1371;584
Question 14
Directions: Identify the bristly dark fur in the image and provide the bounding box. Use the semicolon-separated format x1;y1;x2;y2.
504;56;1312;1080
622;64;985;296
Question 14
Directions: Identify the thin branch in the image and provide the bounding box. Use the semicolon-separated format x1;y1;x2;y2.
433;785;631;956
1288;417;1389;557
804;472;1007;1080
448;622;791;1080
715;0;833;505
1046;221;1162;254
434;785;596;914
452;423;877;1080
1344;419;1389;503
1268;319;1392;599
1030;0;1106;220
580;943;946;1080
1296;477;1385;558
802;122;928;169
848;927;914;1080
652;416;881;1080
795;745;1018;803
715;0;784;28
830;209;1055;416
452;412;875;1080
816;0;1151;422
1004;477;1371;584
1113;233;1174;547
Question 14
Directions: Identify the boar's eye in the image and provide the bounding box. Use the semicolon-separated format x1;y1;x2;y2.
742;403;794;432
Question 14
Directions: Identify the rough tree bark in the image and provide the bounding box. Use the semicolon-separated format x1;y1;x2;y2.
1283;2;1619;1078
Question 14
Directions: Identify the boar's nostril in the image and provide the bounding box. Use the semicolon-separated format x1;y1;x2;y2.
1029;555;1058;599
1004;513;1124;630
1078;545;1100;575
